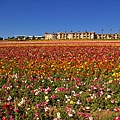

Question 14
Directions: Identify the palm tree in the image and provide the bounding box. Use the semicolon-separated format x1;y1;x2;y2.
101;29;104;39
110;29;112;34
101;29;104;34
118;30;120;34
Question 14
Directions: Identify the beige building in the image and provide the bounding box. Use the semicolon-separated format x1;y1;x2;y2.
96;33;119;39
45;31;120;40
45;32;57;39
45;31;95;40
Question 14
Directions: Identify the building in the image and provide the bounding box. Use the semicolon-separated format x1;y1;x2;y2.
45;31;120;40
45;31;95;40
45;32;57;40
96;33;119;39
14;35;44;40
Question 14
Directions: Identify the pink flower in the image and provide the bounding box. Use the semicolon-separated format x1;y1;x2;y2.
91;86;97;90
111;100;115;103
2;116;8;120
57;87;65;91
73;93;79;97
44;87;51;94
43;102;48;106
68;112;73;117
51;94;56;99
66;105;71;112
14;107;19;112
97;84;101;88
25;96;28;99
107;88;111;91
85;113;89;118
30;77;34;81
114;108;119;112
21;114;25;119
34;112;39;119
9;115;14;120
113;115;120;120
39;86;44;91
36;104;41;108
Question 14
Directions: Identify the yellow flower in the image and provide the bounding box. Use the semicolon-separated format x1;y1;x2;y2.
2;66;5;69
109;80;113;83
112;73;116;76
67;62;71;65
45;96;49;102
70;100;75;105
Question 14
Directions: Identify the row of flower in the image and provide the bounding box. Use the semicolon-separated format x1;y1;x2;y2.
0;45;120;120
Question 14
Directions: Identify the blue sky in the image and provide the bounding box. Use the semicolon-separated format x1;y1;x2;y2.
0;0;120;38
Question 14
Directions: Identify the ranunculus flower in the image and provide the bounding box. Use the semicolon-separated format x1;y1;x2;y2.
113;115;120;120
70;100;75;104
111;100;115;103
51;94;56;99
114;108;119;112
107;95;111;99
73;93;79;97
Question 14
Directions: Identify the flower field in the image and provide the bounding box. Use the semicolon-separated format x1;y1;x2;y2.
0;41;120;120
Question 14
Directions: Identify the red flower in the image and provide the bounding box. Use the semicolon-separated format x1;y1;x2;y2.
113;115;120;120
2;116;8;120
3;104;9;109
51;94;56;99
21;114;25;119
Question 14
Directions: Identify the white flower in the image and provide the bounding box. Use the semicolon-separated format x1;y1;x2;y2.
44;107;49;112
25;80;27;83
35;90;40;95
67;98;70;101
86;106;90;110
27;108;30;110
7;96;12;101
65;95;68;99
91;96;94;99
89;116;94;120
72;109;75;113
71;90;75;94
65;101;68;103
7;87;10;90
57;112;61;118
18;98;25;106
76;86;79;89
68;112;73;117
88;89;91;91
107;95;111;99
76;100;81;105
100;91;104;95
79;91;83;94
94;77;97;80
21;98;25;103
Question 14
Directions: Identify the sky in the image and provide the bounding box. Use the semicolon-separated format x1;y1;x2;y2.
0;0;120;39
